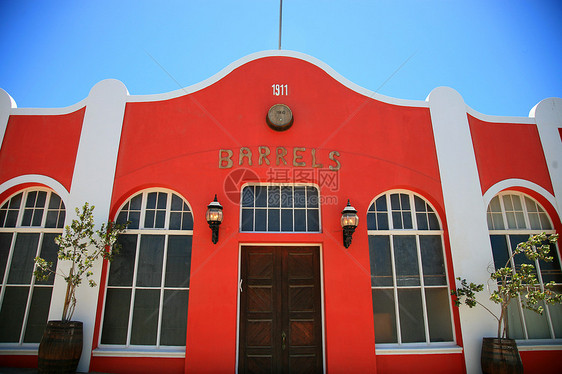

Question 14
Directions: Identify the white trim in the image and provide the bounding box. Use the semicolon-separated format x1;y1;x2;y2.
483;179;559;217
236;243;326;374
128;50;428;108
0;175;70;204
465;106;535;125
93;347;185;358
0;348;38;356
376;345;463;355
516;344;562;351
11;100;87;116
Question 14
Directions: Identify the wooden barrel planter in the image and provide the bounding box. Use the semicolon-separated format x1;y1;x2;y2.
38;321;83;374
481;338;523;374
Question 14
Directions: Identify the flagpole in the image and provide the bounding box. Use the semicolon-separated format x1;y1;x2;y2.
278;0;283;50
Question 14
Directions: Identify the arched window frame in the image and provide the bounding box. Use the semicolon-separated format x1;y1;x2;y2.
487;191;562;341
367;190;456;347
0;188;65;345
99;189;193;351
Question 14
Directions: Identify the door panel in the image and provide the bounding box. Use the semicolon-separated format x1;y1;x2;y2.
239;246;323;374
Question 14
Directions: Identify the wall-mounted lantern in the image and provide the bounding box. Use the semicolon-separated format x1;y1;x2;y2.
341;200;359;248
206;194;223;244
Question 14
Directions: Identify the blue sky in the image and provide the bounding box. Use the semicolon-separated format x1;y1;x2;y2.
0;0;560;116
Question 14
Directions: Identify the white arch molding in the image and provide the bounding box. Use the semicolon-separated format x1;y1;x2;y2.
483;179;559;217
0;174;70;205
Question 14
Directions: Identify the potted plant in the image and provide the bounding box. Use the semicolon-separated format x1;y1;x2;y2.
451;232;562;374
33;203;127;374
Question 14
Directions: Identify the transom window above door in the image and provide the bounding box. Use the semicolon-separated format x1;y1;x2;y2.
240;185;320;232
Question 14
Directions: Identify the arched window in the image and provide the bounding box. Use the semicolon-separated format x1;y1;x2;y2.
0;189;65;344
367;191;454;345
100;190;193;348
487;192;562;340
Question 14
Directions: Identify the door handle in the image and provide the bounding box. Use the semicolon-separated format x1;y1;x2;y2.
281;331;286;350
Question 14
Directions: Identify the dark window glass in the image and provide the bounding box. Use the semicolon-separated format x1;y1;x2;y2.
101;288;131;344
146;192;157;209
416;213;428;230
393;236;419;286
307;210;319;232
373;288;397;343
171;194;183;211
255;209;266;231
108;234;137;287
255;186;267;207
144;210;155;228
242;187;254;207
155;210;166;228
281;187;293;208
182;212;193;230
170;212;181;230
136;235;164;287
0;233;12;281
425;288;454;342
369;236;392;286
281;209;293;231
165;236;192;288
420;235;446;286
398;288;425;343
268;209;280;231
268;186;280;207
490;235;509;271
367;212;376;230
377;213;389;230
307;187;319;208
9;193;23;209
294;209;306;231
0;286;28;342
23;287;53;343
294;187;306;208
375;196;387;211
160;290;188;346
8;233;40;284
392;212;403;229
157;193;167;209
131;289;160;345
241;209;253;231
414;196;425;212
36;233;59;285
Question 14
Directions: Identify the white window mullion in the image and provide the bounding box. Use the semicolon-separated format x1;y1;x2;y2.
164;192;172;230
139;192;148;230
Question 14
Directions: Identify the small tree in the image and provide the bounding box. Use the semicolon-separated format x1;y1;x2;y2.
451;232;562;339
34;203;127;322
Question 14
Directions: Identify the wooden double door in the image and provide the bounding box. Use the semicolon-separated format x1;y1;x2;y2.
238;246;323;374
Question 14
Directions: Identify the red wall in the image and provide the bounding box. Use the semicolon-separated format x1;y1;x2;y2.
87;56;451;373
468;115;553;195
0;108;85;191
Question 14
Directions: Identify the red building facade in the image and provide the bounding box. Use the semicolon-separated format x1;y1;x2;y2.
0;51;561;373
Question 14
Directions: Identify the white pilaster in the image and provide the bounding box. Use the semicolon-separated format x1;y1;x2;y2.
48;79;128;372
0;88;16;150
531;98;562;214
427;87;498;374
